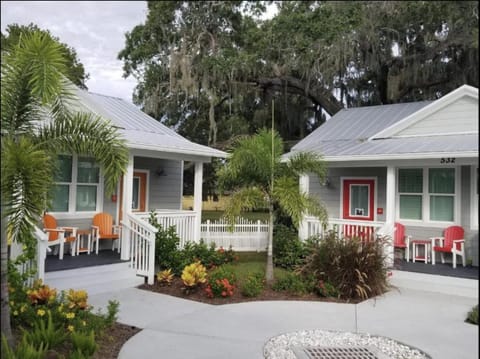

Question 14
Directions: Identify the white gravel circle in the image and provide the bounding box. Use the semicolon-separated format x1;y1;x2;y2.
263;329;430;359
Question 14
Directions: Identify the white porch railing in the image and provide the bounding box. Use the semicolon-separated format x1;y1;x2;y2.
122;213;158;284
201;218;269;251
10;226;49;287
135;210;197;248
304;216;386;241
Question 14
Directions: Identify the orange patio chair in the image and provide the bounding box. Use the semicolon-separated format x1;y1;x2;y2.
431;225;465;268
42;214;77;260
91;212;121;255
394;222;411;262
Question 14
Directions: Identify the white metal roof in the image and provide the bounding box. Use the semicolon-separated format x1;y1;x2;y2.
285;85;478;163
72;87;226;159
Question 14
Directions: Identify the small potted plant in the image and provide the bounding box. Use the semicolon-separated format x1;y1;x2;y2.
466;258;473;268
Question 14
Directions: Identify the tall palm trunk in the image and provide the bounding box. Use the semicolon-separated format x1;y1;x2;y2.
1;214;13;347
265;203;275;285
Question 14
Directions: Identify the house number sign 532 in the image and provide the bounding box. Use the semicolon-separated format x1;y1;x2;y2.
440;157;456;164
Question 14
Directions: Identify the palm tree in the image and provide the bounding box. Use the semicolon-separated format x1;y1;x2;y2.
217;129;327;284
1;31;128;345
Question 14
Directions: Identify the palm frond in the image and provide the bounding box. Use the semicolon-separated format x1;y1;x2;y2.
286;151;327;180
1;137;53;242
218;128;283;191
36;112;129;195
273;176;307;227
223;187;266;226
1;31;69;136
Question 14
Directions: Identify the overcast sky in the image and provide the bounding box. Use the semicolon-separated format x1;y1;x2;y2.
1;1;148;103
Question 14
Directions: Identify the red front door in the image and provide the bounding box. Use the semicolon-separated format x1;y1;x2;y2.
342;179;375;221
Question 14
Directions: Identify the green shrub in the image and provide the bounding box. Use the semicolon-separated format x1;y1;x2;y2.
149;212;183;272
299;232;390;300
71;330;97;357
315;280;339;298
273;225;307;269
205;266;237;298
177;241;237;273
466;305;478;325
241;272;264;297
179;240;219;270
272;271;311;295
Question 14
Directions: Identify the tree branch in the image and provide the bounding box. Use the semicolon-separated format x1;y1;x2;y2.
251;76;344;116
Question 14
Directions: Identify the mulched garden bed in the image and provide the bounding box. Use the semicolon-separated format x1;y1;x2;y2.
138;277;363;305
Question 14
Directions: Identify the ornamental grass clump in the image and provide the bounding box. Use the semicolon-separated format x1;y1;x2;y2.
181;261;207;293
22;311;67;351
299;232;390;301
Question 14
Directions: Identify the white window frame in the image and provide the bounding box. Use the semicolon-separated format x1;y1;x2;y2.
349;184;371;218
50;155;104;219
471;166;478;230
396;166;459;227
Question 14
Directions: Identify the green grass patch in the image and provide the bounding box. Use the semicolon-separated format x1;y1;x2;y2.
220;252;290;284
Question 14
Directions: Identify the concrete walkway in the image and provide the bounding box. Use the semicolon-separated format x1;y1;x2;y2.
87;271;479;359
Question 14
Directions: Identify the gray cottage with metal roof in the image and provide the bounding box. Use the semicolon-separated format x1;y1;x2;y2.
285;85;479;267
48;86;226;271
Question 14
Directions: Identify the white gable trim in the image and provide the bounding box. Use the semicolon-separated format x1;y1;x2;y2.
369;85;478;140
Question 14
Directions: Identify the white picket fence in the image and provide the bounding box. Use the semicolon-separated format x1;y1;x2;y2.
201;218;269;251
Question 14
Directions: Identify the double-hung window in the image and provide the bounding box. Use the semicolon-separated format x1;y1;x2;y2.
50;155;102;215
397;167;457;224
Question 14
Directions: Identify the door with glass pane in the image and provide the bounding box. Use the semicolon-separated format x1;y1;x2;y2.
119;171;147;221
342;179;375;221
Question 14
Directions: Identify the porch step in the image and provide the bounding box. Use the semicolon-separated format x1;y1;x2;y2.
44;262;145;296
390;270;478;298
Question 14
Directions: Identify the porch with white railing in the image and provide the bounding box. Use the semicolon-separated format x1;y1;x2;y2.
133;210;198;248
301;216;387;241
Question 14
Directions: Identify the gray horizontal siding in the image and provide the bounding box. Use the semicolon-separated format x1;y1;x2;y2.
309;165;478;266
134;157;183;210
309;167;387;222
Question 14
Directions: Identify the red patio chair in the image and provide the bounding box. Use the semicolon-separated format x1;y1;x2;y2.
431;226;465;268
42;214;77;260
91;212;121;255
394;222;410;261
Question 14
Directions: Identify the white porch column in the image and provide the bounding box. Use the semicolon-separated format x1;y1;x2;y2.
193;162;204;243
121;154;134;260
385;165;396;267
298;174;310;241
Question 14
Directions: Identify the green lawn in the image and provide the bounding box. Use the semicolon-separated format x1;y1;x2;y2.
222;251;290;283
202;210;269;221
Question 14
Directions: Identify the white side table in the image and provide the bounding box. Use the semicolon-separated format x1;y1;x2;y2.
411;240;431;263
76;229;91;255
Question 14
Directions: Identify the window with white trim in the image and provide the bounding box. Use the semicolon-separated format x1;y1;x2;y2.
50;155;102;214
397;167;456;223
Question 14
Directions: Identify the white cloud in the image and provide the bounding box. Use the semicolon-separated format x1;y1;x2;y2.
1;1;147;103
